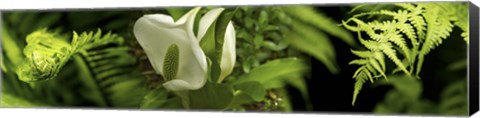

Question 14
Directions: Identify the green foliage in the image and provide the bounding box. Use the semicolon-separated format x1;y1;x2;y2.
282;6;356;74
372;75;467;115
228;6;309;110
234;58;308;87
437;79;467;115
228;6;355;110
4;4;465;114
230;58;308;111
3;13;81;106
2;25;24;71
72;30;146;108
16;29;73;82
188;81;235;110
199;8;238;83
342;2;469;105
0;93;47;107
283;6;356;47
233;81;266;102
139;88;169;109
2;25;147;108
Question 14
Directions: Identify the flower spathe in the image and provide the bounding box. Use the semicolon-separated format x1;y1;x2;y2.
133;7;207;91
133;7;236;91
196;8;236;83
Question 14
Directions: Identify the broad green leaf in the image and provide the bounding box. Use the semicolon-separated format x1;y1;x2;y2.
262;78;287;89
140;88;169;109
234;58;308;85
226;81;266;109
283;76;312;110
2;25;24;71
161;97;185;109
1;52;5;72
226;91;253;109
188;81;234;110
283;5;356;46
286;20;339;74
233;81;266;102
0;93;47;107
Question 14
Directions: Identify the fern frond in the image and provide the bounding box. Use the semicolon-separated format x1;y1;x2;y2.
351;66;380;105
349;59;370;65
13;28;147;107
452;4;468;44
16;29;74;82
416;3;457;75
349;49;389;105
380;42;410;76
373;51;386;71
352;78;365;105
344;2;468;105
72;30;147;108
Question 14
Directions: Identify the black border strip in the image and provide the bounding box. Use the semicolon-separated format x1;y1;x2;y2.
469;1;479;116
0;10;3;105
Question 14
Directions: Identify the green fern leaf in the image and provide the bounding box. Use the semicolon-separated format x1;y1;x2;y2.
16;29;74;82
13;29;147;108
342;2;469;105
72;30;147;108
349;59;370;65
352;78;365;105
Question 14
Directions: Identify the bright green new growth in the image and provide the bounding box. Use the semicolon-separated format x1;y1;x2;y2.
163;44;180;81
16;29;73;82
15;29;123;83
10;27;146;107
343;3;469;105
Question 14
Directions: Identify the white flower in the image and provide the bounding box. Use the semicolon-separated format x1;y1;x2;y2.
196;8;236;83
133;7;236;91
133;7;207;91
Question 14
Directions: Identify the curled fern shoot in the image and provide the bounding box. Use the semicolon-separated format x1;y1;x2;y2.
16;29;73;82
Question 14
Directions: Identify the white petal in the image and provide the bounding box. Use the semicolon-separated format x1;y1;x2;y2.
218;21;236;82
133;7;207;91
197;8;225;40
176;7;201;35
